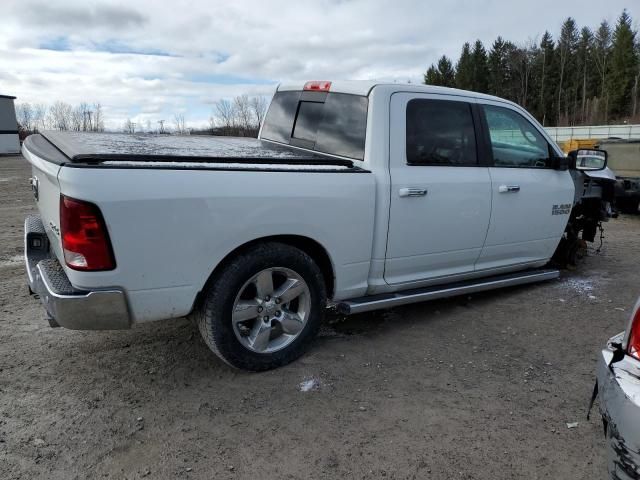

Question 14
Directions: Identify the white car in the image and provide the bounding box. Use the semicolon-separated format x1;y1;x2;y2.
23;80;609;370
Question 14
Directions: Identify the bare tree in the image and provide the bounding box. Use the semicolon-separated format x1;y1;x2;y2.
173;113;187;134
48;101;73;131
250;96;268;129
32;104;47;132
76;102;91;131
234;94;252;133
16;103;33;132
93;103;105;132
123;118;136;134
71;105;84;131
215;99;235;134
211;95;268;137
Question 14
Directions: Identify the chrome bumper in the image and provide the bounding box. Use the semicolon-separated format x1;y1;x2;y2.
597;333;640;480
25;215;131;330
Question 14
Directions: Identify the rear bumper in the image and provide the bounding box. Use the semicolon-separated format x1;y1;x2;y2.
597;333;640;479
25;215;131;330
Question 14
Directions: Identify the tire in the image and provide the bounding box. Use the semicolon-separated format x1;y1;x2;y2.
190;242;327;371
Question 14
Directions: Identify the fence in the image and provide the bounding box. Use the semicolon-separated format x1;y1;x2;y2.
544;124;640;142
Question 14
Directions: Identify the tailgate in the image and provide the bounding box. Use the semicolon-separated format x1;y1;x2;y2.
22;136;65;264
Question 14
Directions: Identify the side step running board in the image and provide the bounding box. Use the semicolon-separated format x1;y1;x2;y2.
336;268;559;315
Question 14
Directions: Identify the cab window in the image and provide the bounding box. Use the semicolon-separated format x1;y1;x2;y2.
406;99;477;166
482;105;551;168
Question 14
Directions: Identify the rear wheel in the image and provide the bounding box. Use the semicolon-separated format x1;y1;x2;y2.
191;242;326;371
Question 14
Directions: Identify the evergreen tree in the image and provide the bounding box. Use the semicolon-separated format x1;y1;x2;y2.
607;10;638;117
438;56;456;87
556;17;579;124
423;55;456;87
535;31;557;125
421;10;638;124
488;37;509;97
592;20;612;121
576;27;594;123
424;65;439;85
471;40;489;93
424;65;440;85
455;42;474;90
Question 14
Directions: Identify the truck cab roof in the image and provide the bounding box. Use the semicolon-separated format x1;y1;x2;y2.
277;80;515;106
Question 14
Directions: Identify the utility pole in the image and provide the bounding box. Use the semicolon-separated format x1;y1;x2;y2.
157;120;165;134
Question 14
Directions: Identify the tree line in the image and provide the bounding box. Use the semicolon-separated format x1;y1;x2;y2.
16;93;268;138
424;10;639;126
121;94;268;136
207;94;268;137
16;101;105;135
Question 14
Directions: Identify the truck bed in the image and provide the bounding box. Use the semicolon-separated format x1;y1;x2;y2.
25;131;361;172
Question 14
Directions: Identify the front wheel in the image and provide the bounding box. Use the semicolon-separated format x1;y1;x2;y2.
191;242;326;371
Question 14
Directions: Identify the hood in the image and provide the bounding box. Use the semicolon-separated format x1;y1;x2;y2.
584;167;617;182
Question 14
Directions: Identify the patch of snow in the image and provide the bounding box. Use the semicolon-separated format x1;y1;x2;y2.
101;161;349;171
0;255;24;267
298;377;321;392
563;277;595;295
44;131;349;161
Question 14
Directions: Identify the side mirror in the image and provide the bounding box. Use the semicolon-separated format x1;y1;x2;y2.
568;149;608;171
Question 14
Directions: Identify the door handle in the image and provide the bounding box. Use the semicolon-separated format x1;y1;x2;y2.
399;187;427;197
498;185;520;193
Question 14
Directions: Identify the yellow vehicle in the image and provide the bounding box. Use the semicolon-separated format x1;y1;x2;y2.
558;138;599;155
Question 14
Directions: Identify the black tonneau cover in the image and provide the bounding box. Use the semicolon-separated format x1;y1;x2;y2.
24;131;360;171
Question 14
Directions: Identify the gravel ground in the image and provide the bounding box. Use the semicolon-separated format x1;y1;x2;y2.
1;154;638;479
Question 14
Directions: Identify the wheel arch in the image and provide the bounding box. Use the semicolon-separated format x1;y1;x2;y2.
192;235;336;312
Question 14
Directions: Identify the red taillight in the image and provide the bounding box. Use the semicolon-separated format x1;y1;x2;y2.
628;301;640;360
60;195;115;271
303;81;331;92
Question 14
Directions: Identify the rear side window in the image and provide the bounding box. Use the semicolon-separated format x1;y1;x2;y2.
406;99;477;165
260;91;301;144
482;105;551;168
261;91;368;160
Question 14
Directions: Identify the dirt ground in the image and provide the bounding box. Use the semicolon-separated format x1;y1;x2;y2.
1;154;639;480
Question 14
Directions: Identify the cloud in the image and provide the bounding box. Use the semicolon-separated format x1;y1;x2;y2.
14;3;147;30
0;0;633;130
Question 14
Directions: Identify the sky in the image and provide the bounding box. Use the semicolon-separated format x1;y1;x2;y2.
0;0;634;130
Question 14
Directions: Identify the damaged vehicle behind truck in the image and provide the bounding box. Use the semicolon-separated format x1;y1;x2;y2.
23;81;614;371
553;149;617;267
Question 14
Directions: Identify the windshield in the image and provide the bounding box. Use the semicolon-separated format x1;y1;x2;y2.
260;91;368;160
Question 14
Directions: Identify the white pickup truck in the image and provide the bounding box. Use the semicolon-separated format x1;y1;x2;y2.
23;80;611;370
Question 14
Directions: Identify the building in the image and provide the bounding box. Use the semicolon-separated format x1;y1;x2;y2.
0;94;20;154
